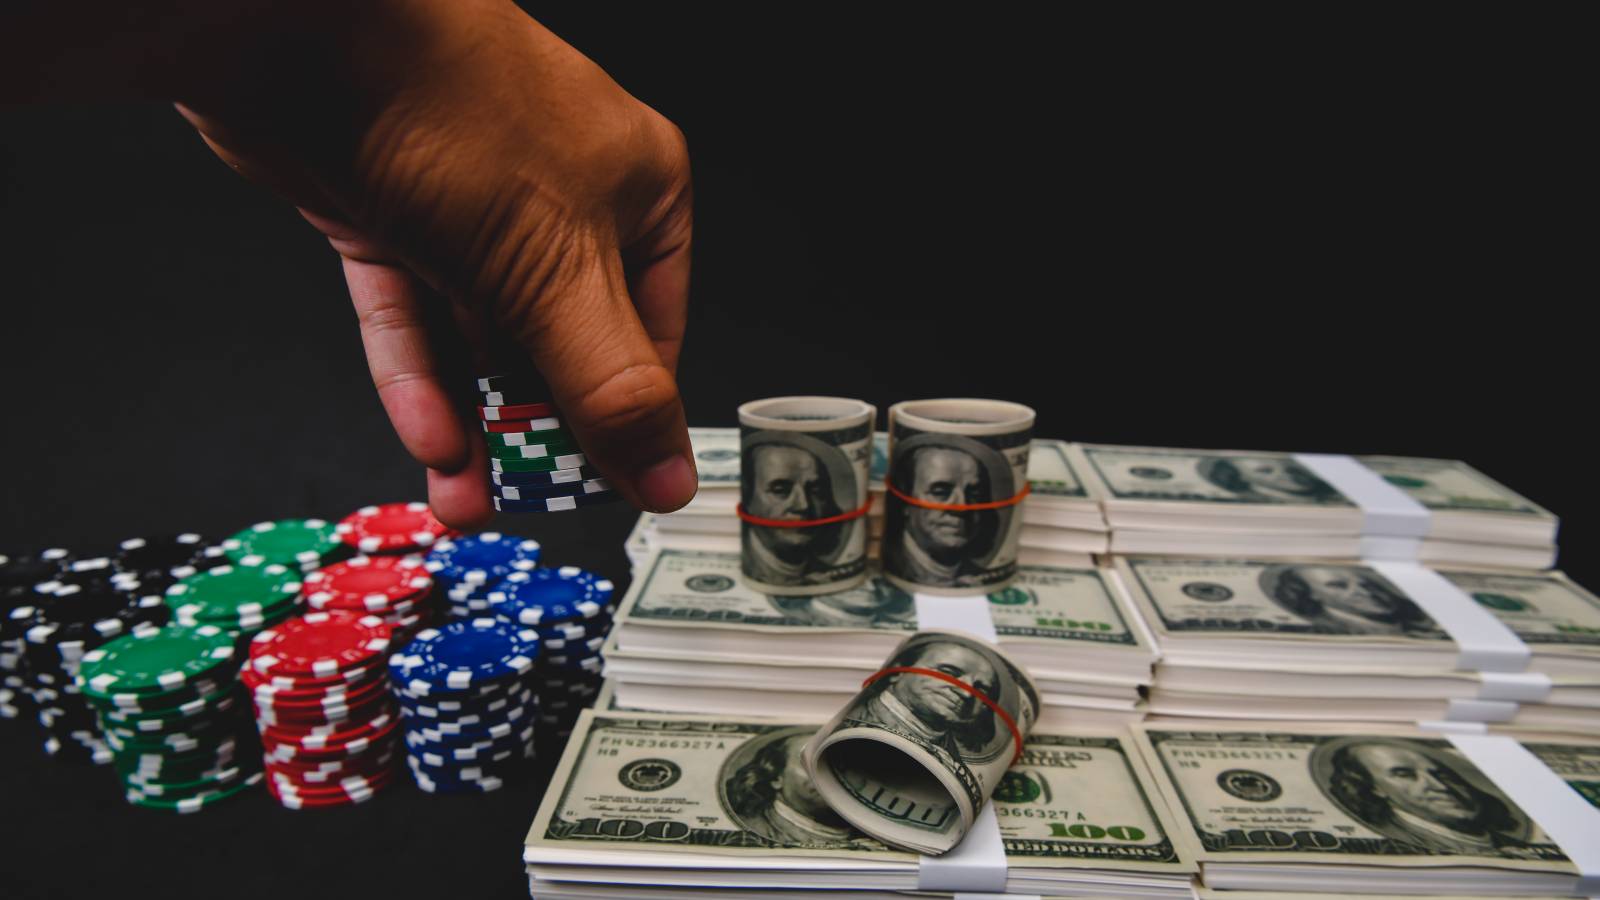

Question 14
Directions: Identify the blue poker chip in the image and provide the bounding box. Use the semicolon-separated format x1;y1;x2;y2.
423;533;540;588
487;567;613;627
489;466;605;488
387;618;540;692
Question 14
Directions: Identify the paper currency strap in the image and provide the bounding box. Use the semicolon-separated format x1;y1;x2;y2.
884;482;1032;512
861;666;1023;764
735;496;874;528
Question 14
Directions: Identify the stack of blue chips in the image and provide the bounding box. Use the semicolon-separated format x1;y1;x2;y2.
422;533;541;617
485;566;615;749
387;617;542;794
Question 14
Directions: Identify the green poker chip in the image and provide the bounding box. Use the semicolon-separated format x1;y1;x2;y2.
122;763;250;797
164;562;301;627
78;625;237;697
221;519;345;570
486;439;581;461
125;770;263;813
483;427;577;449
489;452;589;474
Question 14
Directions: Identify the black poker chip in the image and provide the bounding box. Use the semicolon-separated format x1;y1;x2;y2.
115;534;209;585
20;582;167;668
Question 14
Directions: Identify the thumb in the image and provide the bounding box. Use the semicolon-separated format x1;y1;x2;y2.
515;256;697;513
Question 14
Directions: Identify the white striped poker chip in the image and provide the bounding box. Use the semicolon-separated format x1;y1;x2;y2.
482;415;561;433
491;491;617;513
489;452;587;474
302;554;432;612
334;502;452;554
248;612;391;678
485;567;612;627
423;533;541;586
386;618;538;691
494;478;611;501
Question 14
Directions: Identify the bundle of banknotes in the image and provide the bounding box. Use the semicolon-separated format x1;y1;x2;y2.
632;430;1558;572
523;414;1599;899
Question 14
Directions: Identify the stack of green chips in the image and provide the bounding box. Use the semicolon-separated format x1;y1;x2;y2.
221;519;350;573
76;624;263;812
164;560;303;639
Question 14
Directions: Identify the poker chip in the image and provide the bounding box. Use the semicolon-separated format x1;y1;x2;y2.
482;416;562;434
493;478;613;502
125;771;263;813
115;534;208;584
1;548;72;592
489;466;606;487
490;453;589;474
164;562;302;634
334;503;455;555
493;493;619;514
249;612;392;678
423;533;541;589
483;428;573;449
478;401;556;421
388;618;539;690
486;438;582;461
221;519;346;572
77;625;235;696
487;567;612;628
301;555;432;612
474;374;545;394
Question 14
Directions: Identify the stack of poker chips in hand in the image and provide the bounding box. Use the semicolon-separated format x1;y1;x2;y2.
423;532;542;618
483;566;614;750
246;612;401;809
9;555;170;763
388;617;543;794
78;624;263;811
475;374;618;512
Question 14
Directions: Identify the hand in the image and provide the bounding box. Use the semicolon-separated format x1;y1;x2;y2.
169;0;697;527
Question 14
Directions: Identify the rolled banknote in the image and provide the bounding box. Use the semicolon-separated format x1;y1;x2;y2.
802;630;1040;854
738;397;876;595
881;399;1035;595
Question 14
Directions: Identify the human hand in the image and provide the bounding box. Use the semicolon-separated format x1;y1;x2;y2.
170;0;696;527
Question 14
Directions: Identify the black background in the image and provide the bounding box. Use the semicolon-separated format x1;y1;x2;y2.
1;9;1590;900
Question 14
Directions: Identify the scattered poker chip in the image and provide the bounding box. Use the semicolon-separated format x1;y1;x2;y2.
478;401;555;421
486;440;582;461
482;416;562;434
221;519;345;571
487;567;612;628
301;555;432;613
492;478;612;501
493;492;620;514
388;618;539;691
423;533;541;588
489;453;588;474
334;503;454;555
249;612;392;678
488;466;606;488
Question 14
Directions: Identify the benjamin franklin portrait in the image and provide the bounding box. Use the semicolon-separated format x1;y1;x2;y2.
722;726;858;847
1259;564;1441;636
881;433;1017;588
1197;456;1341;503
741;430;861;587
765;575;915;628
1313;737;1538;857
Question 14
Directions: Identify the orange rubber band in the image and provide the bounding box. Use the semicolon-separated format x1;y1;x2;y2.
860;665;1023;764
736;497;874;529
884;482;1031;512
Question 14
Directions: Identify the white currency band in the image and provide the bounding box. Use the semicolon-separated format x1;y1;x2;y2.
1417;719;1489;735
1366;560;1531;673
912;594;1007;892
1478;670;1552;703
1447;734;1600;892
1293;453;1430;560
1444;698;1517;722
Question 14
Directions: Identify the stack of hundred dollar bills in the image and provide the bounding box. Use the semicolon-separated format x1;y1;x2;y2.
525;712;1600;898
1119;556;1600;730
628;428;1110;570
600;547;1156;726
1076;445;1558;569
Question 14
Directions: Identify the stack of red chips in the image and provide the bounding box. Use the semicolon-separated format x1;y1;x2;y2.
243;612;401;809
300;555;437;644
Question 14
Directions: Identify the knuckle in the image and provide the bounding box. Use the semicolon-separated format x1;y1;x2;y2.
569;362;680;436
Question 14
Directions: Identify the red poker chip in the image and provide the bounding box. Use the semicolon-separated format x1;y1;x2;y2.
334;503;455;555
478;402;554;421
261;713;400;758
256;699;391;733
241;660;383;693
249;612;392;679
245;670;386;705
482;416;561;434
251;674;389;711
268;742;393;776
269;751;395;785
266;771;394;808
302;555;433;612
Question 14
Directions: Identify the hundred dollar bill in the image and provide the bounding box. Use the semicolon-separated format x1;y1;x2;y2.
689;427;743;486
1357;456;1555;518
1078;445;1355;508
881;399;1036;595
802;631;1039;854
1436;569;1600;665
1133;724;1577;879
1517;735;1600;811
615;548;1155;679
737;397;876;595
525;710;1192;877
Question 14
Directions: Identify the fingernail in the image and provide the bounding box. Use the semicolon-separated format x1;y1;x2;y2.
636;455;697;512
